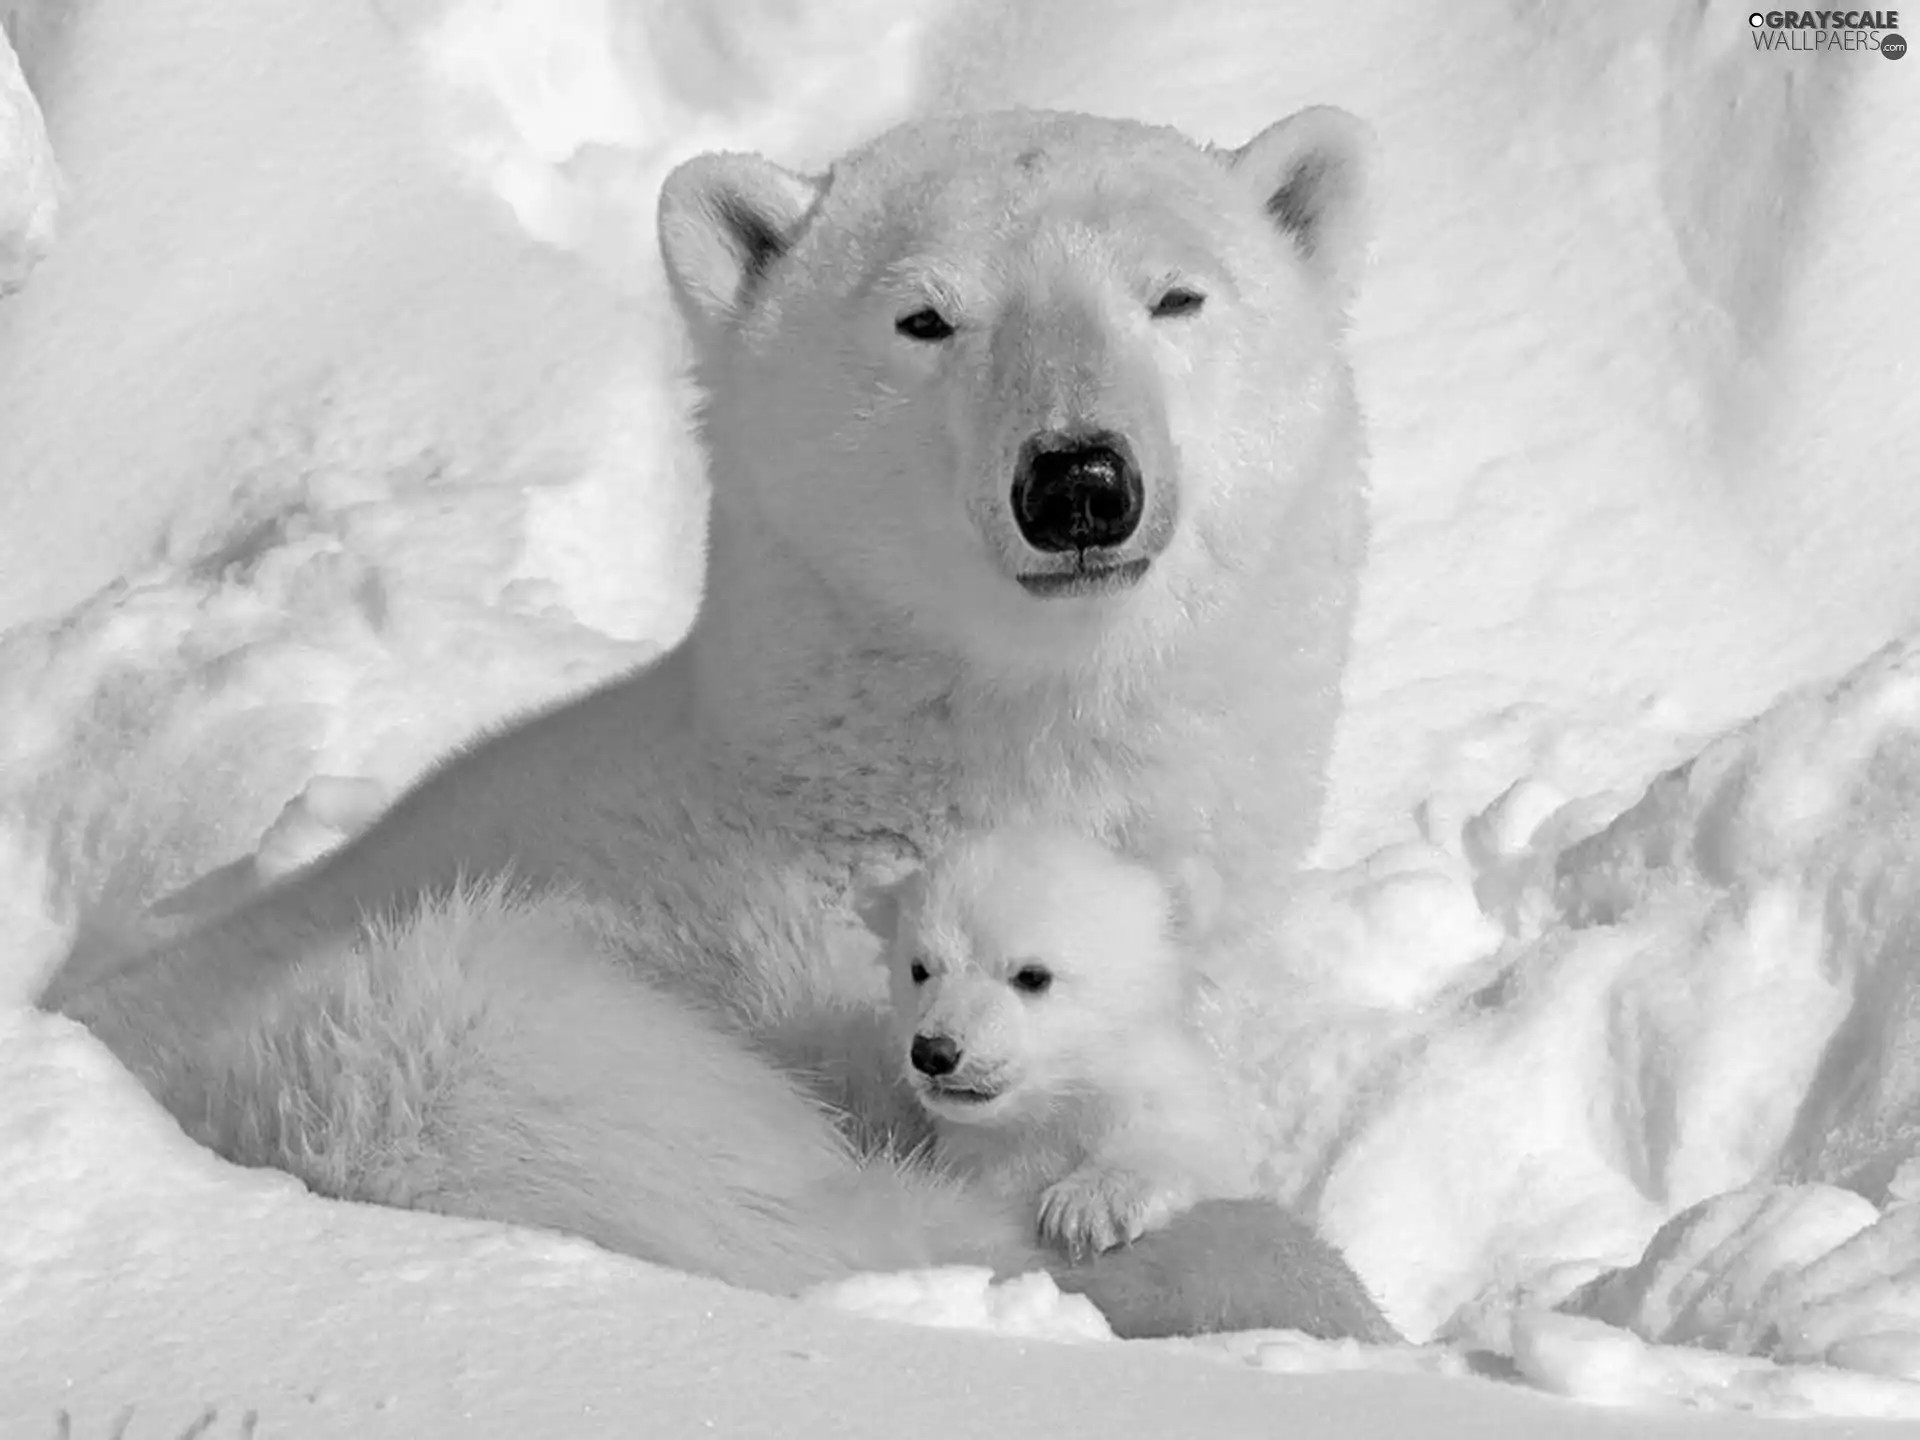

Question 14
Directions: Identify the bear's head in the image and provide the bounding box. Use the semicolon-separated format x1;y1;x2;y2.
659;107;1370;676
860;826;1216;1127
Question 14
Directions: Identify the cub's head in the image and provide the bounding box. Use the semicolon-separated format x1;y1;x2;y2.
861;826;1216;1127
659;107;1371;674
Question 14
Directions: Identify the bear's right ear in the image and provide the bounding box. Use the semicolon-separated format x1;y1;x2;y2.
657;152;825;328
1224;105;1373;308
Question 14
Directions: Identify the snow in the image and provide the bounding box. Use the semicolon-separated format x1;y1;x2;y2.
4;0;1920;1434
0;12;57;295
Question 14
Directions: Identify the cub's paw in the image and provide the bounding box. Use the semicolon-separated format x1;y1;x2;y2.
1039;1165;1183;1259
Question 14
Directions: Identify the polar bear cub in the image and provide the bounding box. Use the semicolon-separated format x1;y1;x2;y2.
869;826;1251;1257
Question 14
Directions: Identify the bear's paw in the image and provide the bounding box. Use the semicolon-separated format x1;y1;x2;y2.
1038;1163;1188;1259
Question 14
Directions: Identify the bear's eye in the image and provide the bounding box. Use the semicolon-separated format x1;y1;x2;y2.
909;959;930;985
895;307;957;342
1009;964;1054;995
1149;288;1206;320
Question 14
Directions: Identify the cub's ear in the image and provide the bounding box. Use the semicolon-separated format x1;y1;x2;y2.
1166;857;1225;944
1224;105;1373;305
852;869;923;946
657;152;825;328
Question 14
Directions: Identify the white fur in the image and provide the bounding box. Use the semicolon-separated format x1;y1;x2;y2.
45;107;1371;1292
876;828;1251;1257
195;883;1031;1291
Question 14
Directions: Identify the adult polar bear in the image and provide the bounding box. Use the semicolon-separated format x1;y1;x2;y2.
45;105;1375;1318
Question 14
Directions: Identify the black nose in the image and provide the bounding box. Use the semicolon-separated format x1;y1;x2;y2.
910;1033;961;1077
1011;432;1144;553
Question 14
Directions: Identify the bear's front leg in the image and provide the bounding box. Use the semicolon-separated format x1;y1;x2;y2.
1037;1162;1198;1259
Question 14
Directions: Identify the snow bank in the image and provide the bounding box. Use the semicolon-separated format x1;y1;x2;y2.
5;0;1920;1432
1240;637;1920;1399
0;0;709;635
388;0;941;277
0;8;58;294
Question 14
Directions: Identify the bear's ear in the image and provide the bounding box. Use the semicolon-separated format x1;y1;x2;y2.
1224;105;1373;305
657;152;825;328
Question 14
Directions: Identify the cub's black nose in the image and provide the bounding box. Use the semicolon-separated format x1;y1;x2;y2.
910;1033;961;1077
1011;432;1144;553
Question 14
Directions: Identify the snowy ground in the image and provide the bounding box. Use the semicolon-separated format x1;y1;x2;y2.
4;0;1920;1434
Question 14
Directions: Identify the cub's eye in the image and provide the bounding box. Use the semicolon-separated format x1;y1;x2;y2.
1010;964;1054;995
1149;288;1206;320
909;959;930;985
895;307;957;342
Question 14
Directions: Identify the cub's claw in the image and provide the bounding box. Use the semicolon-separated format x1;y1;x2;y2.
1038;1164;1177;1259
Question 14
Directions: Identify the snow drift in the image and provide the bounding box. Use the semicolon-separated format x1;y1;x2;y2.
0;6;58;295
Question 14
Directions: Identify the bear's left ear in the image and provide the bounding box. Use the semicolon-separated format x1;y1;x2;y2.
1224;105;1373;306
658;151;826;329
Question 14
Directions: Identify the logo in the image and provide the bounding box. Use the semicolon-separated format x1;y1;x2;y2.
1748;10;1906;52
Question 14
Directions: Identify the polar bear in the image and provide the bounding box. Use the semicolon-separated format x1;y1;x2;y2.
870;827;1252;1257
43;105;1374;1321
